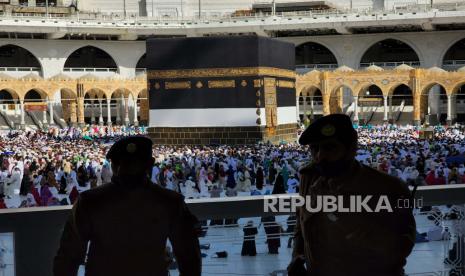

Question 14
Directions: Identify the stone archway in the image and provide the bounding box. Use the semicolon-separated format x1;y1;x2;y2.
60;88;78;125
357;85;384;124
422;83;448;125
84;89;109;126
0;89;20;116
21;89;48;128
390;84;414;124
83;90;104;125
0;89;18;104
110;88;133;126
330;85;352;115
24;89;44;102
452;83;465;123
299;86;323;122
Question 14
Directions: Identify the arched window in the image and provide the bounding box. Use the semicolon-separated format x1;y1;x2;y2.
65;46;117;69
295;42;337;70
360;39;419;68
0;44;41;69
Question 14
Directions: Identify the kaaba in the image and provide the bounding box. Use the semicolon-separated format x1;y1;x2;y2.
146;36;297;145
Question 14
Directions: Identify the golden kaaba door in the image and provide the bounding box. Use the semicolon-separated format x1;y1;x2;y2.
264;78;278;134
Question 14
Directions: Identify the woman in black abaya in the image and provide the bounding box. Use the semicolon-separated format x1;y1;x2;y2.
241;220;258;256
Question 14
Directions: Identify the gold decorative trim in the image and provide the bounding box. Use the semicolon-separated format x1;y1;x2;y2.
277;80;295;88
208;80;236;89
254;79;262;88
154;82;161;90
196;81;203;89
264;78;276;87
165;81;191;90
264;77;278;128
241;80;248;87
148;67;296;79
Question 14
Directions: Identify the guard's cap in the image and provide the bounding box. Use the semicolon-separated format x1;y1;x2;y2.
106;136;153;162
299;114;357;146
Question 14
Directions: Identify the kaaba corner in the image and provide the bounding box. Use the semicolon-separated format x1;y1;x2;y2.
146;36;297;145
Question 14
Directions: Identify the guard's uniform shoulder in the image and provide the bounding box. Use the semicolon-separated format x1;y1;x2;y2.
148;183;185;203
78;181;185;208
78;182;115;202
297;162;318;195
298;162;321;181
359;164;410;196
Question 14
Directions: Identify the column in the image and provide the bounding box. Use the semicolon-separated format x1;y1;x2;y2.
426;106;431;125
322;93;330;116
90;99;95;124
447;94;452;125
295;96;300;123
14;100;19;116
302;96;308;119
98;100;104;126
310;96;315;120
133;99;139;126
353;96;359;122
77;97;85;127
412;94;420;126
388;96;393;123
49;99;54;125
116;98;121;125
412;74;421;126
70;102;77;126
106;98;112;126
42;98;48;125
383;95;388;122
124;97;130;126
20;99;25;128
337;87;344;114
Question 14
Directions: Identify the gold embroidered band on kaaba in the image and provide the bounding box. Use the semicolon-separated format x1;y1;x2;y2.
165;81;191;90
147;67;296;79
277;80;295;89
208;80;236;89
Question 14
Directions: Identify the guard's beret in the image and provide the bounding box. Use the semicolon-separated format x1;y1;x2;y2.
299;114;357;146
106;136;153;162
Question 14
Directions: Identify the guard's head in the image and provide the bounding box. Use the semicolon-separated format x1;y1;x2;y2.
106;136;154;178
299;114;357;177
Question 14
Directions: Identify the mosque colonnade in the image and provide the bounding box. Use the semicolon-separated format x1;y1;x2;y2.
0;74;148;129
296;65;465;125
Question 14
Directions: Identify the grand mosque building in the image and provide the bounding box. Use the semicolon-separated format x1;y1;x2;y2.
1;0;465;130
